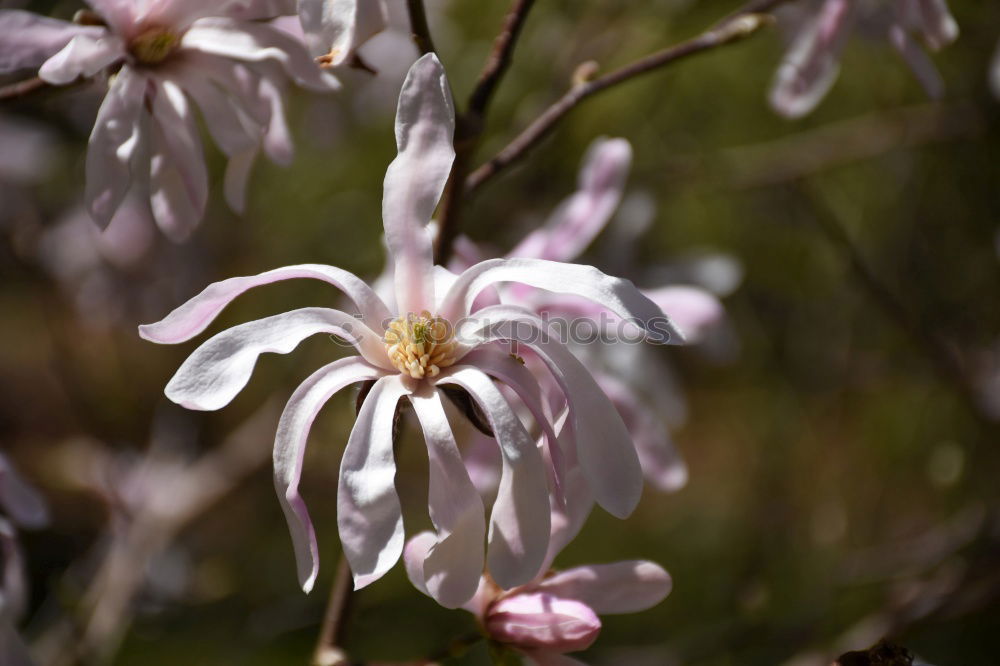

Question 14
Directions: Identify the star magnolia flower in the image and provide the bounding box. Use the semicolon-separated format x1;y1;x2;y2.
770;0;959;118
0;0;339;240
405;421;672;665
449;137;729;493
140;54;682;607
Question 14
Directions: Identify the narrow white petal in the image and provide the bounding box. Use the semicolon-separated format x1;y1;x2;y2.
274;357;384;592
434;367;550;590
163;307;387;410
338;375;410;589
535;561;672;614
139;264;393;344
38;32;124;85
298;0;388;61
463;306;644;519
383;53;455;315
408;386;486;607
0;10;103;73
443;258;683;345
83;66;147;228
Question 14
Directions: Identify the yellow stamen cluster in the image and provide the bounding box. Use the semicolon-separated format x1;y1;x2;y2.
384;311;458;379
130;27;180;65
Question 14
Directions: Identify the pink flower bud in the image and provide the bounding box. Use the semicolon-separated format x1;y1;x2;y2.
485;592;601;653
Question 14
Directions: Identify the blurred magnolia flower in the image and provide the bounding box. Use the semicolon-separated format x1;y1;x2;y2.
450;137;731;493
141;54;681;607
0;454;49;666
0;0;339;240
770;0;959;118
405;421;672;665
298;0;387;66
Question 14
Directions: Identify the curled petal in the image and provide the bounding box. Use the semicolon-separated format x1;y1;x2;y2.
769;0;853;119
38;32;124;85
299;0;388;62
138;264;392;343
535;560;672;614
434;367;550;590
384;53;455;315
182;17;340;91
463;306;643;519
0;10;103;73
162;307;387;410
486;592;601;653
443;258;682;344
510;138;632;262
338;375;410;589
84;66;147;228
408;387;486;607
274;357;385;592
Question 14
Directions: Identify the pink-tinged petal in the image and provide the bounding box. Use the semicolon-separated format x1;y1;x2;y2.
769;0;853;119
181;17;340;91
38;32;124;85
402;530;437;596
171;65;260;158
408;386;486;608
464;306;643;519
224;147;258;213
0;455;48;531
83;66;148;228
443;258;683;344
462;431;503;497
384;53;455;315
434;367;550;590
162;307;386;410
643;285;724;343
541;412;595;573
273;357;385;592
338;375;410;589
510;138;632;262
138;264;392;343
486;592;600;653
148;76;209;238
888;24;944;99
535;561;672;615
596;373;687;493
0;10;103;73
257;74;294;166
900;0;958;51
460;348;564;499
222;0;298;21
299;0;388;62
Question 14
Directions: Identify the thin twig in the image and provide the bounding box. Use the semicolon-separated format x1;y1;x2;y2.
464;10;778;195
405;0;437;56
312;556;355;666
802;185;998;433
0;76;48;101
435;0;538;265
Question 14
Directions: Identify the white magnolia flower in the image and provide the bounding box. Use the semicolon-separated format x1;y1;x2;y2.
0;0;339;239
140;54;682;607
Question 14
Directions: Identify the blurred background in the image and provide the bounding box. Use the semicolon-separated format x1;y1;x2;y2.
1;0;999;664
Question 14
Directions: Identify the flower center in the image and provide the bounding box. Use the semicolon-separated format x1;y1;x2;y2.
384;311;458;379
130;27;180;65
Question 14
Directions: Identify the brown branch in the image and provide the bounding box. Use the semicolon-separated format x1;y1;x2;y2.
405;0;437;56
0;76;49;102
312;556;354;666
435;0;538;265
464;11;776;195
